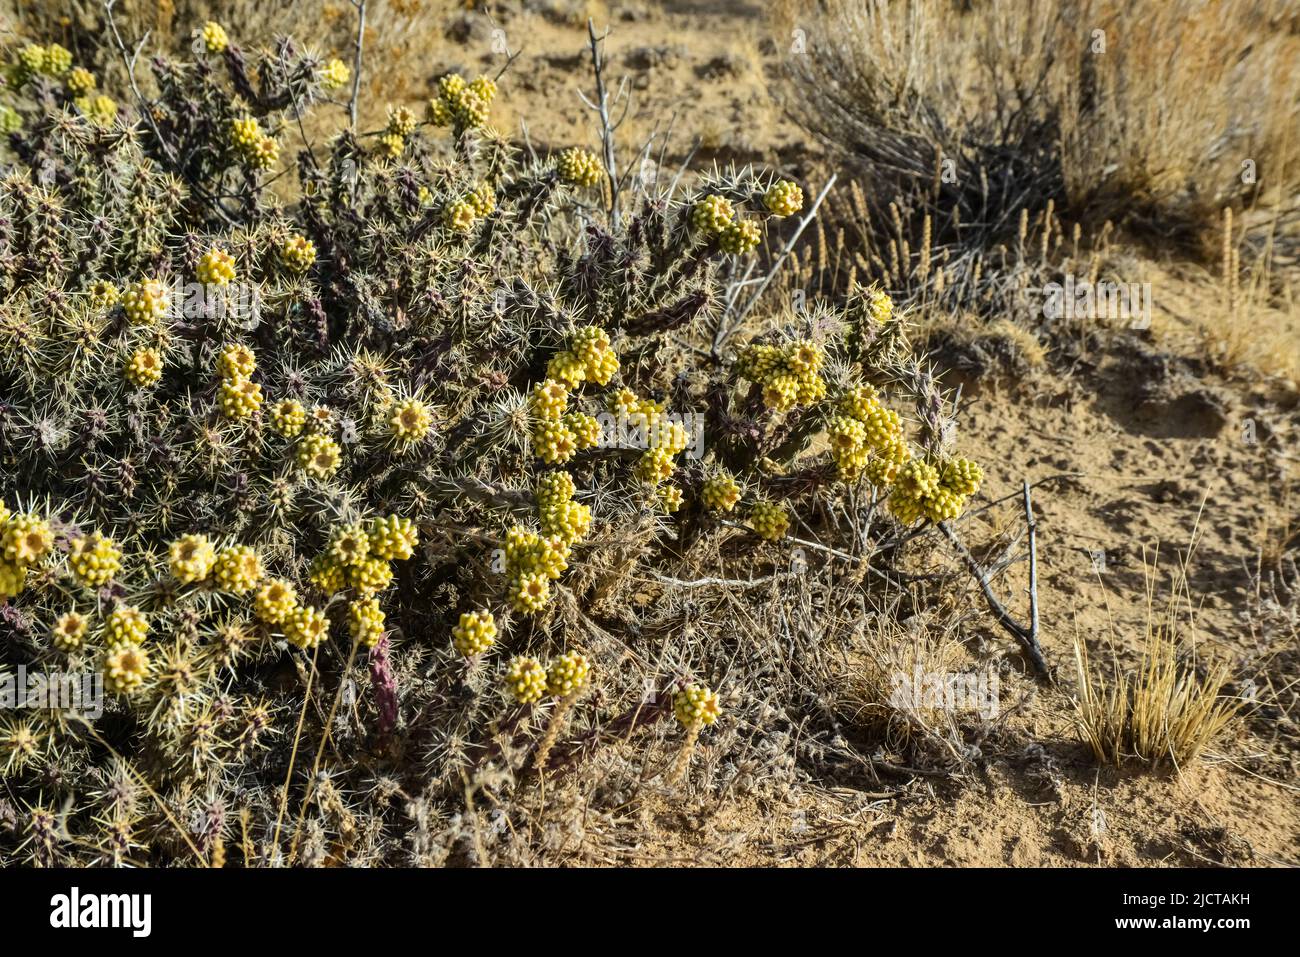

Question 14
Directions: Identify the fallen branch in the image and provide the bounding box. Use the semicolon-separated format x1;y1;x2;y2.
938;479;1050;679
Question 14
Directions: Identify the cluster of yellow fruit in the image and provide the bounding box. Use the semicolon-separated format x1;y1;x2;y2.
309;514;417;598
887;457;984;525
748;499;790;542
735;338;827;412
9;42;72;84
75;93;117;125
320;57;351;91
196;246;236;286
826;384;910;483
527;381;594;465
673;683;722;728
556;147;603;189
388;396;433;447
124;346;163;389
536;471;593;543
66;67;95;96
123;278;170;325
215;342;263;420
426;73;495;131
547;326;620;388
503;652;590;704
451;608;497;658
0;505;55;600
763;181;804;217
700;472;742;513
690;194;761;255
229;115;279;170
200;21;228;54
279;235;316;273
441;181;497;233
501;525;571;614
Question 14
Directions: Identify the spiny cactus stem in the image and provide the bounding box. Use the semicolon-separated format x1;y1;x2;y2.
666;721;702;787
532;690;580;771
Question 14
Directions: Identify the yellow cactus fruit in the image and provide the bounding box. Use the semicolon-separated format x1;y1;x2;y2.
691;194;735;235
200;21;228;54
673;683;722;727
468;181;495;217
327;523;371;568
565;412;602;450
504;656;548;704
42;44;72;77
3;513;54;565
197;246;236;286
348;557;393;596
530;379;569;420
719;219;761;255
534;420;578;465
89;280;119;310
68;531;122;587
556;147;602;188
348;597;386;647
66;67;96;95
254;579;298;625
212;545;262;595
368;515;419;562
749;500;789;542
545;652;591;698
378;133;404;159
0;560;25;600
280;234;317;273
941;457;983;497
659;484;684;513
285;605;329;649
510;572;551;614
169;533;217;584
547;350;586;387
218;376;262;419
386;105;417;137
103;642;150;695
125;347;163;388
320;58;350;91
701;473;741;512
296;433;342;478
270;398;307;437
308;554;346;595
106;605;148;648
51;611;88;652
390;397;432;445
763;180;804;217
867;285;894;324
468;75;497;103
452;608;496;657
216;342;255;380
635;447;675;485
123;278;169;325
443;200;476;233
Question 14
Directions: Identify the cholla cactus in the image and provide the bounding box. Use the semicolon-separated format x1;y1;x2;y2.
0;19;993;865
668;683;722;785
534;653;592;770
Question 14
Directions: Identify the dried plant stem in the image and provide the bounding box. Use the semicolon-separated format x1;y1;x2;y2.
666;722;702;786
533;690;580;770
348;0;367;129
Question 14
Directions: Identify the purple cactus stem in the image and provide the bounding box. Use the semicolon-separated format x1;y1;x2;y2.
369;633;398;738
